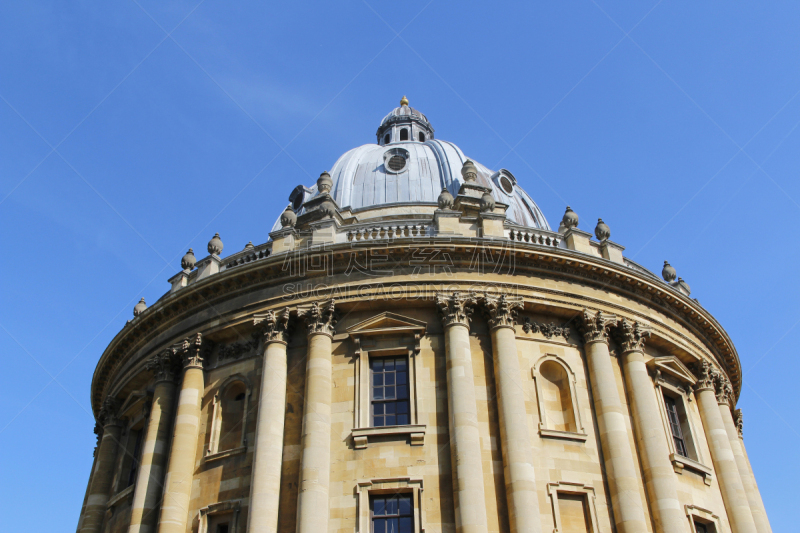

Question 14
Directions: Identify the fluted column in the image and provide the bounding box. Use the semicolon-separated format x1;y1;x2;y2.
579;310;648;533
732;410;772;533
436;292;489;533
482;294;541;533
248;308;291;533
296;300;336;533
80;399;123;533
694;362;757;533
616;319;686;533
158;333;205;533
128;349;181;533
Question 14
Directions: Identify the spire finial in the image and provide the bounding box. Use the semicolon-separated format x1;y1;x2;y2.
400;95;409;106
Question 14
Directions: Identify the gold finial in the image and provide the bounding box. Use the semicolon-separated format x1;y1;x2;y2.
400;95;409;106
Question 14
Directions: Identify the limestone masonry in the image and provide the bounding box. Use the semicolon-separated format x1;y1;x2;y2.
77;98;771;533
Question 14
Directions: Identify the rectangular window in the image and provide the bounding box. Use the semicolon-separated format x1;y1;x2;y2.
664;395;688;457
694;523;707;533
371;493;413;533
125;429;143;487
371;356;410;427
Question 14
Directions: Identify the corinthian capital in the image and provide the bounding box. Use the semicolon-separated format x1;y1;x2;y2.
615;318;652;353
714;373;733;406
481;293;523;330
694;360;716;391
254;307;292;344
578;309;617;344
435;292;477;328
180;332;204;369
98;397;122;428
302;300;337;337
145;348;181;383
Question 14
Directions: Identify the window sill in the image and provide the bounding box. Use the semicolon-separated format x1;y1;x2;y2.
106;484;134;509
352;425;426;449
539;428;588;442
671;453;713;486
205;446;247;463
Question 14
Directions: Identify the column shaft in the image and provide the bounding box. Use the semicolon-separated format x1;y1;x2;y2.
128;379;177;533
584;341;648;533
721;408;771;533
491;325;541;533
621;349;686;533
80;421;122;533
248;340;289;533
444;323;489;533
695;387;756;533
296;332;333;533
158;365;204;533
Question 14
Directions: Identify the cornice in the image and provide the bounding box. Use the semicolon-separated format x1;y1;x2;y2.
91;237;741;415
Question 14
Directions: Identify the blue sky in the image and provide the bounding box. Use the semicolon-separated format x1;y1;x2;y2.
2;1;799;530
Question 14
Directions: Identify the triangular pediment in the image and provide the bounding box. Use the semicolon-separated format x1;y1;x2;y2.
648;356;697;385
347;312;427;337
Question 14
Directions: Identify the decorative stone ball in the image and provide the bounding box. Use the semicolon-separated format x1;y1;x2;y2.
280;204;297;228
461;160;478;182
181;248;196;271
594;218;610;241
208;233;223;256
480;192;496;213
438;188;454;209
317;171;333;194
320;199;336;218
562;206;579;230
662;261;677;282
133;298;147;317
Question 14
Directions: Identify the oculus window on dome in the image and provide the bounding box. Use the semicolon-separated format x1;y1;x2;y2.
383;147;409;173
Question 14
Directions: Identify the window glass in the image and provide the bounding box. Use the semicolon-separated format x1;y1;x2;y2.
384;133;390;144
371;356;410;427
664;394;688;457
418;132;425;142
400;128;409;141
371;494;413;533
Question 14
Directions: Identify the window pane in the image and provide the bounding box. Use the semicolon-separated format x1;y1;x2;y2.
373;497;385;515
374;403;384;415
396;372;407;385
385;403;396;414
396;402;408;414
395;359;406;370
385;414;396;425
385;373;395;385
399;495;411;515
373;388;384;400
374;416;384;427
399;517;413;533
387;518;398;533
372;359;383;371
385;496;398;514
373;374;384;386
397;414;409;425
397;386;408;400
385;359;395;371
374;518;385;533
385;387;395;400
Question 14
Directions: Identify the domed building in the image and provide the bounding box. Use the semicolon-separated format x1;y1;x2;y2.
77;98;771;533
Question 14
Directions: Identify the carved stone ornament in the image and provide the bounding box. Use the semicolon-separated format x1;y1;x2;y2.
435;291;477;328
180;332;204;369
217;333;260;363
562;206;579;230
93;422;103;456
98;397;121;428
615;318;652;353
254;307;291;344
317;171;333;194
522;317;571;341
208;233;224;256
594;218;610;241
280;205;297;228
437;188;454;209
694;360;716;391
303;300;337;337
145;348;182;383
181;248;197;271
481;293;523;330
479;192;496;213
578;309;617;344
734;409;743;438
715;373;734;406
461;160;478;182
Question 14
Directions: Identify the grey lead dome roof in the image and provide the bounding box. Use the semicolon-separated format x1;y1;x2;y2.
274;100;551;231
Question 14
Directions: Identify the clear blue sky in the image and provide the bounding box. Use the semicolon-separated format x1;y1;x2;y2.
2;1;798;531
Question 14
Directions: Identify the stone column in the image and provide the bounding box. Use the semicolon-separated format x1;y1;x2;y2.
436;292;489;533
616;319;686;533
128;349;181;533
732;410;772;533
248;308;291;533
579;310;648;533
80;399;123;533
482;294;541;533
694;362;757;533
296;300;336;533
158;333;205;533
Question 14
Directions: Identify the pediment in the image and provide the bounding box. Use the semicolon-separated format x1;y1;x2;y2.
118;389;150;420
648;356;697;385
347;312;427;337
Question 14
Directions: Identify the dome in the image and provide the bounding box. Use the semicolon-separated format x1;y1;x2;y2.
277;99;550;231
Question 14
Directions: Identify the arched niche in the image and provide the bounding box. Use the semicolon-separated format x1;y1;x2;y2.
206;374;251;460
532;355;587;441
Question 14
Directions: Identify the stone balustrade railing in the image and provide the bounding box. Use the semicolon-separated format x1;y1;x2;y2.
345;223;432;242
224;242;273;270
507;227;561;247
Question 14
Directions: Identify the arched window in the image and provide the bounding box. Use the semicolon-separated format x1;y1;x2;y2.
533;355;586;440
207;376;250;457
400;128;408;141
418;132;425;142
384;133;390;144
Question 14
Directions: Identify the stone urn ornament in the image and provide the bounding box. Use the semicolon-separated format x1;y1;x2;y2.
662;261;677;282
280;204;297;228
181;249;196;271
480;192;496;213
562;206;579;230
438;188;454;209
133;298;147;317
208;233;223;256
461;160;478;183
317;171;333;194
594;218;610;241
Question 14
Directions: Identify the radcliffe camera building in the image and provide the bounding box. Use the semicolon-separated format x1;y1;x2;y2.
77;98;772;533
